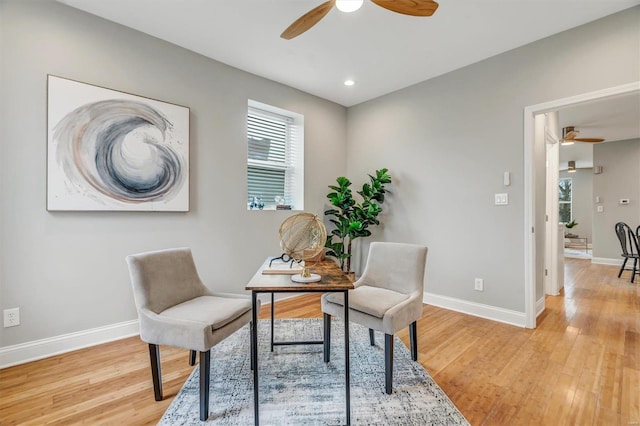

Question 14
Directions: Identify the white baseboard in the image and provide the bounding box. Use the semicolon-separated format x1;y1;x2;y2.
0;291;540;368
423;292;526;328
536;297;545;317
0;294;302;369
591;257;623;266
0;320;139;369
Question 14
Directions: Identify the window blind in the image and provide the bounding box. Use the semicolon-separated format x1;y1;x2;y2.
247;106;301;209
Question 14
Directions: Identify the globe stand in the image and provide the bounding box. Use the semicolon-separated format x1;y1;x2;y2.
291;266;322;283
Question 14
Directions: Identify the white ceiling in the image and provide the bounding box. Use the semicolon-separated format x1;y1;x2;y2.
59;0;640;107
57;0;640;168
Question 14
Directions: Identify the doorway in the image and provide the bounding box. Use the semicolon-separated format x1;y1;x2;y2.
523;81;640;328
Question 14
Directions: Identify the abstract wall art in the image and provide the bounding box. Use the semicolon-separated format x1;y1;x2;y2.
47;75;189;211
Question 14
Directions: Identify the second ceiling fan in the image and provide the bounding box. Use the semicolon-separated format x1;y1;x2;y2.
561;126;605;144
281;0;439;40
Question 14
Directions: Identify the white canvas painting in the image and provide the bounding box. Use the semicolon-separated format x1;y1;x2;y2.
47;75;189;211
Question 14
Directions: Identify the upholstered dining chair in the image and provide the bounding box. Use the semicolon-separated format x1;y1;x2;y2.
615;222;640;283
126;247;257;421
322;242;428;394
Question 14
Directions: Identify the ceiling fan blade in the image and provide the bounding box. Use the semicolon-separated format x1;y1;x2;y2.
574;138;605;143
371;0;439;16
281;0;336;40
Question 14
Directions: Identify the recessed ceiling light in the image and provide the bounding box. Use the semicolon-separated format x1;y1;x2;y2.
344;80;355;86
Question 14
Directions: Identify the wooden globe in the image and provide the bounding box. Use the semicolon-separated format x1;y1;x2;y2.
278;213;327;261
278;213;327;282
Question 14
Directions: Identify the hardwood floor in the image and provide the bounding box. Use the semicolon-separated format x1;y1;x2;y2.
1;258;638;425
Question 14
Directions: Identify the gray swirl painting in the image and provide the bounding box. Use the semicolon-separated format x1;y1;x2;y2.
47;76;189;211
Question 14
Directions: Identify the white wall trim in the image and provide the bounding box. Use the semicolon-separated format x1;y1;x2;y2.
0;320;139;369
523;81;640;330
523;104;537;329
423;292;526;328
591;257;624;266
0;293;305;369
536;297;546;317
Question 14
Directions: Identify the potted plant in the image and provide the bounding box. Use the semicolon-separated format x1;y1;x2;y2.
565;219;578;238
324;168;391;273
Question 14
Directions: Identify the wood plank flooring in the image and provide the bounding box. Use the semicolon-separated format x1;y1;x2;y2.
1;258;638;425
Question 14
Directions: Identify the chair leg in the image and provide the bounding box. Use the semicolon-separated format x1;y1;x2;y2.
385;334;394;394
632;258;638;283
199;350;211;421
369;328;375;346
323;313;331;363
409;321;418;361
189;350;196;366
618;257;628;278
148;344;163;401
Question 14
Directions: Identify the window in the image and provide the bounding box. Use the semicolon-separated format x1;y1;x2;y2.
558;178;572;223
247;100;303;210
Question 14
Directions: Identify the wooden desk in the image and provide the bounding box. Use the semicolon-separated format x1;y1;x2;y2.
245;258;354;425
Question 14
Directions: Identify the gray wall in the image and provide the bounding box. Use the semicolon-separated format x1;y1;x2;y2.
559;169;593;242
0;1;347;347
592;139;640;259
346;6;639;312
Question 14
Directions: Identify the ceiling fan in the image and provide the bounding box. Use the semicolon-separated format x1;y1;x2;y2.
561;126;605;144
281;0;439;40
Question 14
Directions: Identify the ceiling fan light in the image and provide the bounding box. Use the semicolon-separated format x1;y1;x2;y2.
336;0;364;13
561;141;574;146
568;160;576;172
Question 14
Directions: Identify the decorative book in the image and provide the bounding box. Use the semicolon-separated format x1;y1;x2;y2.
262;258;305;275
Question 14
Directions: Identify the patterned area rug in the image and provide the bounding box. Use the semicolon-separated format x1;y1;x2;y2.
160;318;468;425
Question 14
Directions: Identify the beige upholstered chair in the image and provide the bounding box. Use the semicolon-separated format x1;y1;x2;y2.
322;242;428;394
126;247;257;421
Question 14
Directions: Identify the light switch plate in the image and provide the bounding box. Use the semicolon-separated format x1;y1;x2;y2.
597;205;604;213
495;193;508;205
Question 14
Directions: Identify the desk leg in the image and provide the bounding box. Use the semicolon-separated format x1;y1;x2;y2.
344;290;351;426
323;313;331;363
270;292;274;352
252;291;259;426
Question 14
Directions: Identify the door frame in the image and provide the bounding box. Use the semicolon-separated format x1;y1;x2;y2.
544;114;562;296
523;81;640;328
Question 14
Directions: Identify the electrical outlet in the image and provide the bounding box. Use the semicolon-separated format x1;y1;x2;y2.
4;308;20;327
474;278;484;291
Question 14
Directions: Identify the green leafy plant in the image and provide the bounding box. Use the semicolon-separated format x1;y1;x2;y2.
565;219;578;229
324;168;391;272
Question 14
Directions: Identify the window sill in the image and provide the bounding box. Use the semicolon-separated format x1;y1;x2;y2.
247;207;301;212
